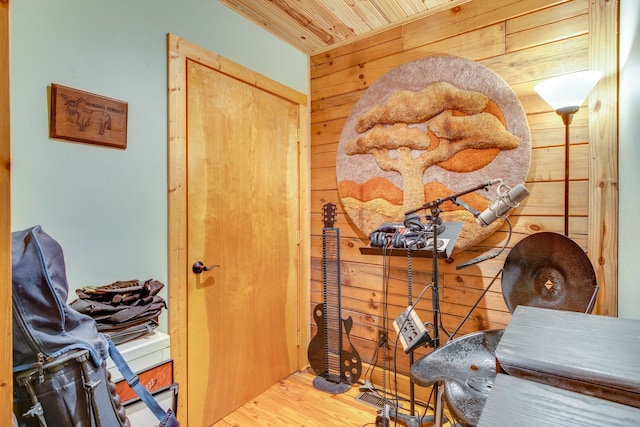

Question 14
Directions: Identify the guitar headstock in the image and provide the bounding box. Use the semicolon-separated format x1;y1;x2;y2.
322;203;337;228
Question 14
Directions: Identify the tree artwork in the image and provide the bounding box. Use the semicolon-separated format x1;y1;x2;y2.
336;56;531;250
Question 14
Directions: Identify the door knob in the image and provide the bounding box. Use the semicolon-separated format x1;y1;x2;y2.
192;261;220;274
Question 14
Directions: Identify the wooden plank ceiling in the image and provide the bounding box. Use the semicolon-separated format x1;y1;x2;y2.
220;0;472;54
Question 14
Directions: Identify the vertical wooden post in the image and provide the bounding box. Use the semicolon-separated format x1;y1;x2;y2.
1;0;12;425
589;0;619;316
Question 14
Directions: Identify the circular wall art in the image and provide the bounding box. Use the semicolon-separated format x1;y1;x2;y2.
336;55;531;251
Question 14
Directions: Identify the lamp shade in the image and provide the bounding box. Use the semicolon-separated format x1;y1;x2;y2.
534;70;602;111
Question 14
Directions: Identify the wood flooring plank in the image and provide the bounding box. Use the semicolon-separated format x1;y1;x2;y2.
212;369;377;426
211;369;441;427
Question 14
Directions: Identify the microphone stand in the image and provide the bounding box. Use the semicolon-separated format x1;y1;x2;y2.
404;180;496;216
388;181;495;427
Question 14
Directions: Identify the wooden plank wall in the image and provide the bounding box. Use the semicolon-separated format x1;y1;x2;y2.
308;0;618;396
1;1;11;424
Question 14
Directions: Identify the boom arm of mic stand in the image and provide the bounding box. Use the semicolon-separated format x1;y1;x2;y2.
404;180;496;215
450;197;480;218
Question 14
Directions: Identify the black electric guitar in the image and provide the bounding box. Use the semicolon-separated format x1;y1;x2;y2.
308;203;362;388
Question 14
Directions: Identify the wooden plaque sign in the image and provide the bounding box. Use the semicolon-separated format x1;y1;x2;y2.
50;83;128;149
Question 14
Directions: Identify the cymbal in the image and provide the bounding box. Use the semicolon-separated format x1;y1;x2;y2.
502;232;597;314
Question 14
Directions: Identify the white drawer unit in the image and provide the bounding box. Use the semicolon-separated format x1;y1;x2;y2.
106;332;171;383
106;331;177;426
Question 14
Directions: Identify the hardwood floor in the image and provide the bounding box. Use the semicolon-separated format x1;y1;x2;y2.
212;368;440;427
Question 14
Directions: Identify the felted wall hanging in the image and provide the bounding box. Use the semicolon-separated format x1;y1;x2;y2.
336;55;531;251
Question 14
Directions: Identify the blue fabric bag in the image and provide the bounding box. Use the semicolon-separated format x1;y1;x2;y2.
12;225;179;426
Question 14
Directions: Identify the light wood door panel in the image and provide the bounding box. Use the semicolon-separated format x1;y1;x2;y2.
168;34;309;427
186;59;300;425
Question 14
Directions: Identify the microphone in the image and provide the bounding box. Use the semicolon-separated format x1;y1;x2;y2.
476;183;530;227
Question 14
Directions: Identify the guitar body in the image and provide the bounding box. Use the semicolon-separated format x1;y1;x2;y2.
308;303;362;385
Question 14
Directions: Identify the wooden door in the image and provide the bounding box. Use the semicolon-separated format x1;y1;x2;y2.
168;35;309;426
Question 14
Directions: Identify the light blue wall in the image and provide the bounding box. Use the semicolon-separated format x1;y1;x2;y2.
10;0;308;332
619;0;640;320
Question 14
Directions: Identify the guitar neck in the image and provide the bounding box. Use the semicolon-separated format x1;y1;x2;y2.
322;227;343;380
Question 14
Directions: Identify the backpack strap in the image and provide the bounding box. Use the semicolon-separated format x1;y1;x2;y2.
16;377;48;427
107;339;168;422
15;358;49;427
76;351;103;427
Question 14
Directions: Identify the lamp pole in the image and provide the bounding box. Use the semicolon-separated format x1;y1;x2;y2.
534;70;601;237
557;106;579;237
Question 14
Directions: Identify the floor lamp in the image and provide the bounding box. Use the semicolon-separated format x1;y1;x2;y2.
534;70;602;236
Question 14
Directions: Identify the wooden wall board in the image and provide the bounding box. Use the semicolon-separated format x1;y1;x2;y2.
506;14;588;52
403;22;508;61
310;29;404;75
587;0;618;316
0;2;10;425
481;36;590;85
505;0;588;35
401;0;565;51
529;145;589;181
